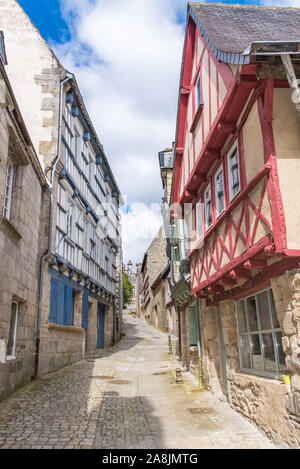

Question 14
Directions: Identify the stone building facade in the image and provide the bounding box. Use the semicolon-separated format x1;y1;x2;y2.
0;0;123;379
0;36;48;400
170;3;300;447
140;227;168;325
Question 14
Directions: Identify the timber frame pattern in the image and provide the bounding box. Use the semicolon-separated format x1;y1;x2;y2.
172;5;300;307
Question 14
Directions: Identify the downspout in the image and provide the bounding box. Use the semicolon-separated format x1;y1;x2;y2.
195;298;203;389
120;237;123;330
34;73;73;381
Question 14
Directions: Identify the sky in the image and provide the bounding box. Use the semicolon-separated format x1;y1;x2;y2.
18;0;299;267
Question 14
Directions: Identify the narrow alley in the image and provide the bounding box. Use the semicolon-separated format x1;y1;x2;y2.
0;315;275;450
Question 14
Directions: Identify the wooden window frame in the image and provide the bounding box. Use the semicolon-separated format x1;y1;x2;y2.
227;140;241;203
2;160;15;220
214;163;226;219
204;183;213;232
7;301;19;360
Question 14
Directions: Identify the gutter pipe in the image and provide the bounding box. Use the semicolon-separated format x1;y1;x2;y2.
195;299;203;389
34;72;73;381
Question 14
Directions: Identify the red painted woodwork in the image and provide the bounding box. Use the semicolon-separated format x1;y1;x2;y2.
173;14;300;306
205;258;300;306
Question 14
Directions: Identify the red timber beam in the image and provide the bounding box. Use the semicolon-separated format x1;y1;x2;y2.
179;64;258;203
257;78;287;252
173;18;196;205
205;257;300;307
191;234;274;297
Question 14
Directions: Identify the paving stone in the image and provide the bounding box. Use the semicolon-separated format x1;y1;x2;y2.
0;314;276;449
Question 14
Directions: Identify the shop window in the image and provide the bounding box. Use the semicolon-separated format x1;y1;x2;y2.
236;288;287;379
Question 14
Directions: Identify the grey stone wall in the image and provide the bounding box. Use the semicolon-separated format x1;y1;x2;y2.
0;75;45;400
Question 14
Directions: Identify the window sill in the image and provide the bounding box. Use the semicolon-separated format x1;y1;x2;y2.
234;370;284;383
6;356;16;361
48;323;84;334
190;104;204;133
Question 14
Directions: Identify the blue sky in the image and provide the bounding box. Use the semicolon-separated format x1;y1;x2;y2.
17;0;297;265
18;0;290;45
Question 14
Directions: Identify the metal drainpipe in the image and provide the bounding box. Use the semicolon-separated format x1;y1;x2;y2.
34;73;73;381
120;237;123;330
195;298;203;389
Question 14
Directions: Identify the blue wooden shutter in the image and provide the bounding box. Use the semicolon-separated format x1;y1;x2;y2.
57;280;66;325
188;307;198;346
82;293;89;329
64;285;73;326
49;277;59;323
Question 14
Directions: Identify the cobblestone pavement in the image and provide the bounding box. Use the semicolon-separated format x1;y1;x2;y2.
0;314;275;449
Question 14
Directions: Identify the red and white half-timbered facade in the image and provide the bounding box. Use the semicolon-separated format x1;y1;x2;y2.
171;4;300;447
173;6;300;306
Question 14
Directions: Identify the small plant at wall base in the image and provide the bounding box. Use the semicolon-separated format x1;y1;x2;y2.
123;271;133;309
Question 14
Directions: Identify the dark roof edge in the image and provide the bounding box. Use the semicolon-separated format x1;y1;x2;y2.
189;6;250;65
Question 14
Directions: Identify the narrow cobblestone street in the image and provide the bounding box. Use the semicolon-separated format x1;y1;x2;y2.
0;315;275;449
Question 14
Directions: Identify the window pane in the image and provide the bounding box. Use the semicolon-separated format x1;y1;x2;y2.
262;333;276;372
240;335;251;368
204;186;212;229
246;296;258;331
251;334;264;371
7;303;18;356
269;290;280;328
257;291;271;330
237;300;247;333
215;168;225;217
276;332;288;373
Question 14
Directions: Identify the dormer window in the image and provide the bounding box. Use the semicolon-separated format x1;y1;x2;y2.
227;141;240;202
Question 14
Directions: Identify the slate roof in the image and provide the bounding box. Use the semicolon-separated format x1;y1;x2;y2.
189;2;300;64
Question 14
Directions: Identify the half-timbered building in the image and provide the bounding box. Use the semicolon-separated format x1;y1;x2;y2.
171;3;300;447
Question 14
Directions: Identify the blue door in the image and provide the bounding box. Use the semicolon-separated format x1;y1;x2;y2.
97;302;105;349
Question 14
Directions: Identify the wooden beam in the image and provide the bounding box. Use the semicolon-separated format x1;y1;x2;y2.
218;277;236;287
230;268;251;280
217;121;236;135
244;259;267;270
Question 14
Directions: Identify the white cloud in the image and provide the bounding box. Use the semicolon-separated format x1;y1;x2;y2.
54;0;298;265
54;0;187;265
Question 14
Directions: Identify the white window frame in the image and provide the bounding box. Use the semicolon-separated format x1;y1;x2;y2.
195;72;202;109
3;161;14;220
214;164;225;218
204;184;212;231
236;287;286;380
227;141;240;202
7;301;19;360
195;199;203;241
